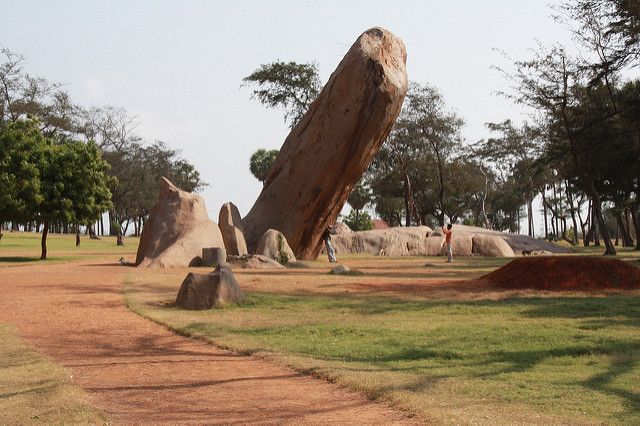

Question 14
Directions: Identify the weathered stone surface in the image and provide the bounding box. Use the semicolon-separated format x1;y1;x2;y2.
175;263;244;310
255;229;297;263
332;222;353;235
136;177;224;268
445;234;473;258
329;224;571;257
241;254;286;269
202;247;227;267
472;234;515;257
331;264;350;274
424;236;445;256
331;226;432;256
243;27;408;260
218;202;248;256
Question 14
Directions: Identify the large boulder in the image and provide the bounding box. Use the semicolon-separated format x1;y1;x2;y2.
136;177;225;268
331;224;571;257
331;226;432;256
218;202;248;256
332;222;353;235
175;262;244;310
472;234;515;257
255;229;297;263
243;27;408;260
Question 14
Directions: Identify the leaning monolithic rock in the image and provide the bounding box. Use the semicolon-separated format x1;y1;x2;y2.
242;27;408;260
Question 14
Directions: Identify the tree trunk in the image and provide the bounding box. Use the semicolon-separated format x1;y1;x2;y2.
76;228;81;247
355;209;360;231
40;220;49;260
527;198;534;237
590;190;615;254
630;204;640;249
390;143;421;227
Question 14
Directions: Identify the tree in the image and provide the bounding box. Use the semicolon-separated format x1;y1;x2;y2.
242;61;322;128
344;210;375;232
347;180;372;231
0;120;45;240
368;82;465;227
0;119;113;258
472;120;542;237
0;48;78;137
249;148;279;184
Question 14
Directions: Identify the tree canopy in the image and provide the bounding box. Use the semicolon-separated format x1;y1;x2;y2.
242;61;322;128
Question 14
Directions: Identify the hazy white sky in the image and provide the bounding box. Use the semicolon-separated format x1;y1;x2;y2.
2;1;590;223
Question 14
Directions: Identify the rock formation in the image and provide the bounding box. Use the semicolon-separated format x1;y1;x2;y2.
218;202;248;256
330;224;570;258
255;229;296;263
332;222;353;234
135;177;225;268
241;254;286;269
242;27;408;260
331;226;432;256
175;263;244;310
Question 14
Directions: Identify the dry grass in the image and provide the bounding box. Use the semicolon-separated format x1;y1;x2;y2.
0;322;106;424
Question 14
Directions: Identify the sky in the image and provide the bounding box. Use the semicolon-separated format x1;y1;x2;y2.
1;1;597;230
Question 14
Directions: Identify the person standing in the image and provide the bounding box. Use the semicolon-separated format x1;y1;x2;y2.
442;224;453;263
322;225;338;262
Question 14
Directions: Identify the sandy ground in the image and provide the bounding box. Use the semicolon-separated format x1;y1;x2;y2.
0;259;417;424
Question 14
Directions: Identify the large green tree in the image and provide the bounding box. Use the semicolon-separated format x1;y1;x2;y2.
242;61;322;128
0;120;45;238
0;119;113;258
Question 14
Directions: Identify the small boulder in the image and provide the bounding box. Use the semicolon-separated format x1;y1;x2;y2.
242;254;286;269
175;263;244;310
256;229;296;263
331;264;350;274
218;202;248;256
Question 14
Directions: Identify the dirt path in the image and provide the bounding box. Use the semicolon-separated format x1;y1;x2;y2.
0;259;415;424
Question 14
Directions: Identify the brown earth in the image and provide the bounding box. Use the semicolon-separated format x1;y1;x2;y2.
482;256;640;291
0;259;416;424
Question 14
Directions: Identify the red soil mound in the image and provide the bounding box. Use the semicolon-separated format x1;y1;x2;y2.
482;256;640;291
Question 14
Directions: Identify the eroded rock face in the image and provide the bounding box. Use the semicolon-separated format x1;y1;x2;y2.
255;229;296;263
218;202;248;256
331;226;432;256
243;27;408;260
175;263;244;310
135;177;225;268
330;224;569;258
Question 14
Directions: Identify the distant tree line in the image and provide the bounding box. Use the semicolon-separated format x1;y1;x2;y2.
243;1;640;254
0;47;205;252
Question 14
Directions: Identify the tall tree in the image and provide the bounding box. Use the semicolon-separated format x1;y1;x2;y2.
242;61;322;128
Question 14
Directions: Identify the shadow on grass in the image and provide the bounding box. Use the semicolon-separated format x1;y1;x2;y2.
0;256;41;263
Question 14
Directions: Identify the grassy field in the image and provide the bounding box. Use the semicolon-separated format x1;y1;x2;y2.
124;247;640;424
1;232;640;423
0;231;138;265
0;321;106;424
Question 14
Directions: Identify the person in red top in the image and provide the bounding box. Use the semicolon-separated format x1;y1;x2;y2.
442;224;453;262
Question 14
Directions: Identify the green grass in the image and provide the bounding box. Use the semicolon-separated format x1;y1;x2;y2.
125;249;640;424
0;321;107;424
0;231;138;265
